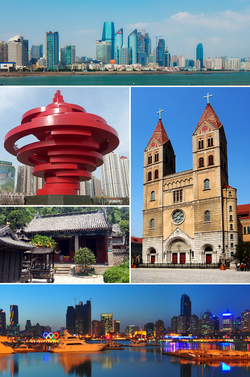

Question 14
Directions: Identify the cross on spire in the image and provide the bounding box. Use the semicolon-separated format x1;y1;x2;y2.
157;108;164;120
204;93;213;104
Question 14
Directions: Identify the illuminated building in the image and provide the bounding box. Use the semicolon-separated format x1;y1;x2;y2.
75;300;91;336
201;311;213;335
222;312;233;333
171;316;177;333
241;310;250;332
177;315;187;334
180;294;191;331
0;309;6;335
155;319;164;338
145;322;154;337
101;313;113;334
10;305;18;325
92;320;105;337
114;320;120;335
46;31;59;69
190;314;199;335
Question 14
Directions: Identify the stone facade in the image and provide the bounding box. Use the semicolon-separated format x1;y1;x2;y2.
142;101;238;266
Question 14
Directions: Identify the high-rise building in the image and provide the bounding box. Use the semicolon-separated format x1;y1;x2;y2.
155;319;164;338
10;305;18;325
156;39;165;66
96;41;111;63
113;320;120;335
180;294;191;331
222;312;234;333
75;300;91;335
241;310;250;332
101;313;113;334
201;311;213;335
128;29;137;65
189;314;199;335
92;320;105;337
145;322;154;337
196;43;203;69
8;35;28;66
83;173;102;198
16;164;43;195
119;46;129;65
0;41;8;62
177;315;187;334
164;47;171;67
114;28;123;63
0;161;15;193
46;31;59;69
101;153;129;198
102;22;115;59
60;44;75;66
30;45;43;63
171;316;177;333
66;306;75;334
0;309;6;335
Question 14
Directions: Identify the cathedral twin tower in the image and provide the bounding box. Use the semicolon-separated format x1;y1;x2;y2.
143;95;238;266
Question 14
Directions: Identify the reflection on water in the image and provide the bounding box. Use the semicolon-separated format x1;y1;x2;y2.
0;343;250;377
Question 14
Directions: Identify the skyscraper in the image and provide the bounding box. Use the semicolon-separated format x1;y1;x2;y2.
8;35;28;66
30;45;43;63
101;313;113;334
96;40;111;63
102;22;115;59
0;41;8;62
66;306;75;334
180;294;191;331
101;153;129;198
0;309;6;335
10;305;18;325
114;28;123;63
75;300;91;336
60;44;75;66
128;29;137;64
156;39;165;66
196;43;203;69
46;31;59;69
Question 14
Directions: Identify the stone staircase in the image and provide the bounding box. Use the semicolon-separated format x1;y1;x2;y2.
55;264;73;276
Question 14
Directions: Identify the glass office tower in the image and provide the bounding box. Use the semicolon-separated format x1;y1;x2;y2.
156;39;165;66
196;43;203;68
114;28;123;63
128;29;137;64
102;22;115;59
46;31;59;69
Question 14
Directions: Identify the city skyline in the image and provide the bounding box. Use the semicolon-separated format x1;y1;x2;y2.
0;285;249;332
0;87;129;183
131;86;250;238
1;1;250;60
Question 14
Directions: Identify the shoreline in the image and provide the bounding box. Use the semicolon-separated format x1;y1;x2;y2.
0;70;245;78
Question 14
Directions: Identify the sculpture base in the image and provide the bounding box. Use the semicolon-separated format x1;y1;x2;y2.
25;195;91;205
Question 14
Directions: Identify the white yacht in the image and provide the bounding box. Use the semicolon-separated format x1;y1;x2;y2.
49;330;106;353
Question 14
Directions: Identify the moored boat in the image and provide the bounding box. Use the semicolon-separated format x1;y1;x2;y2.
48;330;106;353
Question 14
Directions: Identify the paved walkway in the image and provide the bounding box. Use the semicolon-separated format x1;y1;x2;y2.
27;275;104;284
131;268;250;284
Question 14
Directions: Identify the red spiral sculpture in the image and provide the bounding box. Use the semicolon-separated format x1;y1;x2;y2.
4;90;119;195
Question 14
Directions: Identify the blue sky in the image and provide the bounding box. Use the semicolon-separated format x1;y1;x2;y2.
0;86;129;182
1;0;250;59
0;284;248;331
131;86;250;237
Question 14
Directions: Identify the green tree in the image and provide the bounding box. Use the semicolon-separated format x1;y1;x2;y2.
119;220;129;246
73;247;96;273
233;242;250;263
30;235;57;250
6;207;37;231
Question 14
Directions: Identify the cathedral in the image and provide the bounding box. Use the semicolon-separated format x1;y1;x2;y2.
142;95;238;265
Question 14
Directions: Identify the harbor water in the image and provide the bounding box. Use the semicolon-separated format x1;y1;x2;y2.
1;71;250;86
1;342;250;377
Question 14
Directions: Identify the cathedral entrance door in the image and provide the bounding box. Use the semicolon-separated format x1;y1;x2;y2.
180;253;186;264
172;253;177;264
151;255;155;264
206;254;212;264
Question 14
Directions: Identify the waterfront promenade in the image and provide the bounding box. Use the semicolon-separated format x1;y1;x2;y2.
131;268;250;284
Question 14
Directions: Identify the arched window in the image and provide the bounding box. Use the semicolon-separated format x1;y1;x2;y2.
148;155;152;164
205;211;210;222
154;170;159;179
207;136;213;147
230;224;233;230
248;226;250;234
229;205;232;212
229;191;232;197
150;219;155;229
230;234;233;240
148;171;152;181
208;155;214;165
155;152;159;162
230;243;234;248
198;139;204;149
151;191;155;201
204;179;210;190
199;157;204;168
230;215;233;221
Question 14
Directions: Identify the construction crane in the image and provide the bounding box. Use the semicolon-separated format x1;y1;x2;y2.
74;298;81;306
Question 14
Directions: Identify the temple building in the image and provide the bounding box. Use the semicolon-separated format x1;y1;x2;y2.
22;209;126;266
142;95;238;265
